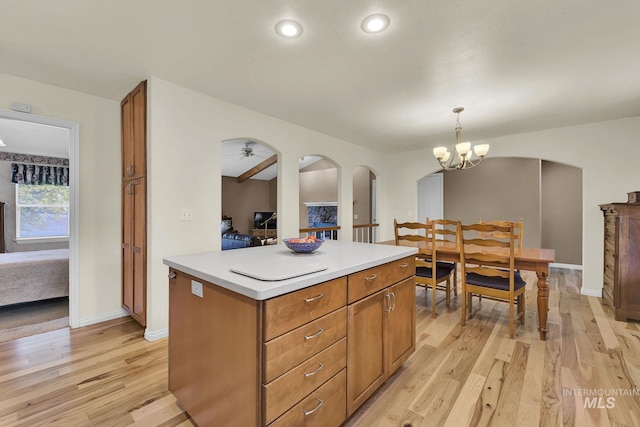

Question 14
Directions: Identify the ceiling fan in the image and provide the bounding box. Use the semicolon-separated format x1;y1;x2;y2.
240;142;255;158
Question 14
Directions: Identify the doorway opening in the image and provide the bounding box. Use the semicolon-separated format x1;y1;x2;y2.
299;155;340;240
220;138;278;249
352;166;378;242
0;109;79;340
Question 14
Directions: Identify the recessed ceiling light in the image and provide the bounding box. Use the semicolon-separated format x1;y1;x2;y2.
361;14;390;33
275;20;303;38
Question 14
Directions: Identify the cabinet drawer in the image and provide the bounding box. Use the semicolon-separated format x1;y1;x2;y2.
263;338;346;425
268;369;346;427
348;256;415;304
263;277;347;341
264;307;346;383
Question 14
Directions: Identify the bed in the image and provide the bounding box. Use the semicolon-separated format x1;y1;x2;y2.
0;249;69;307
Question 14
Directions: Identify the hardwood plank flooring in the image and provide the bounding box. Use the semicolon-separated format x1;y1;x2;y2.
0;268;638;426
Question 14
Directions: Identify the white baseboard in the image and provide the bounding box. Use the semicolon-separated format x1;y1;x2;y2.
581;288;602;298
144;327;168;342
77;308;129;328
550;263;583;270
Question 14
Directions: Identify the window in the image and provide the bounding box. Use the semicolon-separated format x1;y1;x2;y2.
15;184;69;239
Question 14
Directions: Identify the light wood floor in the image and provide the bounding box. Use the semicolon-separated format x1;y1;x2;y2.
1;268;639;426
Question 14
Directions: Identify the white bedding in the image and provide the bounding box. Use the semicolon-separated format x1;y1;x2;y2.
0;249;69;307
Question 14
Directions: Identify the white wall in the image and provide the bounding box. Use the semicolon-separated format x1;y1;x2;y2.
5;72;635;334
0;73;122;323
146;77;387;336
384;116;640;295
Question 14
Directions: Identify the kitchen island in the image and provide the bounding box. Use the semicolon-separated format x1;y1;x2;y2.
164;240;417;427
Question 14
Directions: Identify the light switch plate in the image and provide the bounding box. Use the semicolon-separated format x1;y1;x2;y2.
191;280;203;298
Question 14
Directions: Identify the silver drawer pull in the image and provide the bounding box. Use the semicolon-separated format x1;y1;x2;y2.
304;294;324;303
304;328;324;340
168;271;176;280
303;398;324;416
364;274;378;281
303;362;324;377
399;263;409;268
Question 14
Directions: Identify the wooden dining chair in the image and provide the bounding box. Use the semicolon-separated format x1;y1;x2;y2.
393;219;456;318
458;222;527;338
430;219;459;301
478;218;524;249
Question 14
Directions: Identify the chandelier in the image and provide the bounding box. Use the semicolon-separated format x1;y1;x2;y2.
432;107;489;170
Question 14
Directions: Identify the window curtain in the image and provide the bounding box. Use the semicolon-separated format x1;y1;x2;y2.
10;163;69;186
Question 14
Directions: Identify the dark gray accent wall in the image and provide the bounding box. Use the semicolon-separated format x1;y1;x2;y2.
442;157;582;264
443;157;541;247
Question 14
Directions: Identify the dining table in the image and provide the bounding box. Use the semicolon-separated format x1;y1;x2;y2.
381;239;555;340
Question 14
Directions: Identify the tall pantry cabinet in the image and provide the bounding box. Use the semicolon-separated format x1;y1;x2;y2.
121;81;147;326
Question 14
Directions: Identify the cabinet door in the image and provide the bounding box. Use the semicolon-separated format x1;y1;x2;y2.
387;277;416;376
131;178;146;324
121;81;146;180
346;288;387;416
621;213;640;320
121;182;134;312
168;270;193;402
121;178;146;325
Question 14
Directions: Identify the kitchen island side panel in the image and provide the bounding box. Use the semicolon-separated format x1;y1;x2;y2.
169;269;261;427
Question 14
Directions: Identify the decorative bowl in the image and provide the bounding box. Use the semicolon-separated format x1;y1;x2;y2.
283;238;324;253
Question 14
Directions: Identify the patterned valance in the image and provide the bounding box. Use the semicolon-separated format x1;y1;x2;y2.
0;152;68;166
11;163;69;186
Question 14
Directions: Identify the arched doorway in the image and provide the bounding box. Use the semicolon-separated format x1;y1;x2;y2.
436;157;582;265
352;166;378;242
299;155;339;240
220;138;278;249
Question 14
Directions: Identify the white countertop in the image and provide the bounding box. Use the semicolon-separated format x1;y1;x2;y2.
163;240;417;300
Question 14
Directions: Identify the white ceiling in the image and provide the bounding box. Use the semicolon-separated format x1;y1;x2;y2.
0;118;70;158
221;139;321;180
1;1;639;154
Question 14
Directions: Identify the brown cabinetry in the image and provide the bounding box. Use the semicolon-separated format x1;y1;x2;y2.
346;260;415;416
121;81;147;326
121;178;146;324
262;277;347;425
387;278;417;373
600;195;640;321
167;254;416;426
168;270;260;427
121;81;147;181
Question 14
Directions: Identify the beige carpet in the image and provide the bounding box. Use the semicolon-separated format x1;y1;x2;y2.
0;297;69;343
